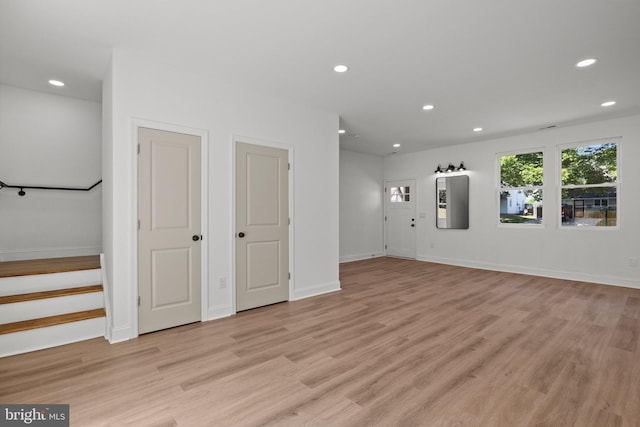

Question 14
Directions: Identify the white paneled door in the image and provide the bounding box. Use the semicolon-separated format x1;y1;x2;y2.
138;127;201;334
385;179;417;259
236;142;289;312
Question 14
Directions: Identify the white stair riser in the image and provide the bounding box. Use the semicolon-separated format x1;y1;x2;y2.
0;317;106;358
0;269;101;296
1;292;104;323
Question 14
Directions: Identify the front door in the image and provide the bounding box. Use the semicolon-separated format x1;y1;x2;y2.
385;179;417;259
236;142;289;311
138;127;201;334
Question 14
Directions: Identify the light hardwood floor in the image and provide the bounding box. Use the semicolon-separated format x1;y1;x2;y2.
1;257;639;426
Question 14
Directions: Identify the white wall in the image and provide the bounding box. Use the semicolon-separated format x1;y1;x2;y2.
102;57;115;334
103;49;340;342
0;84;102;261
339;149;384;262
385;114;640;289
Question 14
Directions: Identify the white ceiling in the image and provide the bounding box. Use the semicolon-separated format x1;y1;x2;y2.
2;0;639;156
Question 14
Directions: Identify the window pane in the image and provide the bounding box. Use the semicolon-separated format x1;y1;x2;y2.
438;189;446;204
390;186;410;203
562;143;617;186
561;187;617;227
500;152;543;187
500;189;543;224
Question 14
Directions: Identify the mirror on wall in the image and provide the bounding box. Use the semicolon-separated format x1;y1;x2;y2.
436;175;469;229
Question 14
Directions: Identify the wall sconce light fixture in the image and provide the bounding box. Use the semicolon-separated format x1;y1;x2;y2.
434;162;467;174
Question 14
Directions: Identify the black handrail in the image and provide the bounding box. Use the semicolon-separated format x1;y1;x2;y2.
0;179;102;196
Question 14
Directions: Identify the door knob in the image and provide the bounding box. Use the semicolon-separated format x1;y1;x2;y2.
192;235;200;241
238;232;245;238
411;224;415;227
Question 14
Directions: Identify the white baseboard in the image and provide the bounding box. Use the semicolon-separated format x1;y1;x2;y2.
292;280;341;300
417;255;640;290
108;325;134;344
207;305;234;321
0;246;102;262
340;252;385;263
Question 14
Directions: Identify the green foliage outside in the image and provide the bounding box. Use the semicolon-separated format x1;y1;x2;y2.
562;143;617;185
499;214;541;224
500;152;543;201
499;143;617;226
499;143;617;203
500;152;543;187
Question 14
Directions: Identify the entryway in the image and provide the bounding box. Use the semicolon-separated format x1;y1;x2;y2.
384;179;417;259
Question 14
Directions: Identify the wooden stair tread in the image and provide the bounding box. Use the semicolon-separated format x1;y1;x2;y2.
0;285;103;305
0;308;106;335
0;255;100;278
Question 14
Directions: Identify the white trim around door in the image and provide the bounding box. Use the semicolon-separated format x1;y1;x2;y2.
384;178;418;259
130;118;209;339
231;134;294;313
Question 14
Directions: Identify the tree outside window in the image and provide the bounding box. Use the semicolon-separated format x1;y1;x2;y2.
499;151;543;224
561;141;618;227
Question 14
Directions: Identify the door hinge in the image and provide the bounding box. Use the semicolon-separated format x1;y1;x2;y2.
385;216;387;221
138;296;141;306
138;219;140;230
288;162;290;170
137;144;140;154
385;244;387;250
288;272;291;280
384;187;387;193
288;217;290;225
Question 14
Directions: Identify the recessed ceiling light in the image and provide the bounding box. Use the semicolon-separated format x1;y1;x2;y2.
393;143;401;148
334;65;348;73
576;58;597;68
473;127;483;132
422;104;435;111
601;101;616;107
338;129;346;134
48;79;64;87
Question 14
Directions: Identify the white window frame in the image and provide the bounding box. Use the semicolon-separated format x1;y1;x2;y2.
558;137;620;230
389;185;411;203
496;148;545;228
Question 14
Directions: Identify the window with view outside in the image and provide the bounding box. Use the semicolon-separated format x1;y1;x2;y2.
561;140;618;227
390;186;410;203
499;151;543;224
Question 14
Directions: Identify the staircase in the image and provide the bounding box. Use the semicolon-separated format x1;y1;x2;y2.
0;255;107;357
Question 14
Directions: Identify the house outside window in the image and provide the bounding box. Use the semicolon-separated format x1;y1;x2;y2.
561;139;618;228
498;150;543;225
